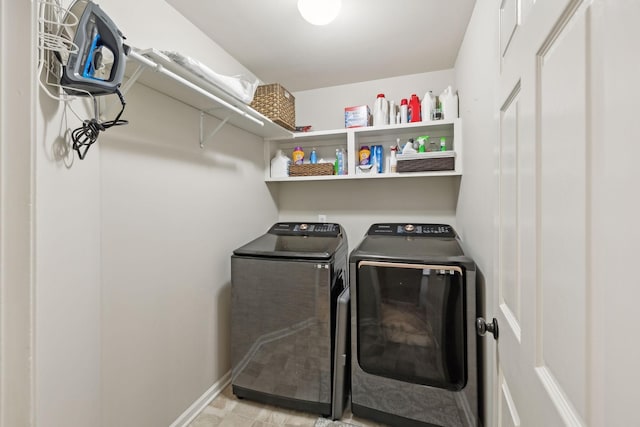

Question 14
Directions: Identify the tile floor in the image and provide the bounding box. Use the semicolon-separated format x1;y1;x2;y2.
188;384;388;427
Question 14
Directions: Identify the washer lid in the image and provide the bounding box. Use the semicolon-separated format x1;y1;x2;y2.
351;223;470;263
233;222;344;260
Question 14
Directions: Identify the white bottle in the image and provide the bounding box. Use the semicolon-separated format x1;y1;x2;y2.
401;140;417;154
389;100;396;125
421;91;436;122
439;86;459;120
389;146;398;173
373;93;389;126
399;99;408;124
270;149;291;178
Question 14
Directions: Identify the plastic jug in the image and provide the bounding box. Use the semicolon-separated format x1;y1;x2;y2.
270;149;291;178
408;94;421;122
373;93;389;126
421;91;436;122
399;98;408;124
439;86;459;120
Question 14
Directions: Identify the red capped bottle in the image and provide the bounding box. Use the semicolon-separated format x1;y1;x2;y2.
408;93;421;122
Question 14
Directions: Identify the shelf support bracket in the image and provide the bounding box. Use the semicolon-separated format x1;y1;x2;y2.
120;63;146;97
200;112;230;148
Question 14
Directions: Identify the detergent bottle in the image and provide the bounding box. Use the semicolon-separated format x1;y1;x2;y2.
270;149;291;178
439;86;459;120
421;91;436;122
373;93;389;126
408;94;421;122
292;146;304;164
399;98;408;124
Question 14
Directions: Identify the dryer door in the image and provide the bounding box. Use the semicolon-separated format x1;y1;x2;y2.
356;261;466;391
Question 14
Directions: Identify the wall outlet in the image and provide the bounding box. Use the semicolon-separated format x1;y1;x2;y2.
318;214;327;223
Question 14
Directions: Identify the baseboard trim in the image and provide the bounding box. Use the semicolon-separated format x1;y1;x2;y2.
170;371;231;427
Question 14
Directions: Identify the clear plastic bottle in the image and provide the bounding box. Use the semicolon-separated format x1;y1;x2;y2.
310;147;318;164
389;146;398;173
428;137;438;152
433;97;443;120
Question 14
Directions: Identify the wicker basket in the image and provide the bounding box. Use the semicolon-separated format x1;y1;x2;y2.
289;163;334;177
396;152;455;172
250;83;295;131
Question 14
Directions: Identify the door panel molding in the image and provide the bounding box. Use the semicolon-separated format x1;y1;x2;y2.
499;370;521;427
536;366;586;426
499;81;522;332
500;0;520;57
499;303;521;342
535;1;591;422
536;0;586;58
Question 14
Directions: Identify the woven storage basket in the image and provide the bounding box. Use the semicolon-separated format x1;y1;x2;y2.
289;163;334;177
250;83;295;131
397;153;455;172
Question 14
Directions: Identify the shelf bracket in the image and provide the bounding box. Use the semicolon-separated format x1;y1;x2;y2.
200;112;230;148
120;63;147;97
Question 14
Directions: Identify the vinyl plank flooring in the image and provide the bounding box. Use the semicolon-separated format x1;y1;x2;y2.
188;385;387;427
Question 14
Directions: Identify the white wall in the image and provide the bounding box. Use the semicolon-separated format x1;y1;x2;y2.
0;0;34;426
453;1;499;426
276;177;460;248
34;0;103;424
590;1;640;424
100;84;277;427
32;1;278;426
101;1;279;426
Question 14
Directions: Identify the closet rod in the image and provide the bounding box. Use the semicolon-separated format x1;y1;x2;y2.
127;50;265;128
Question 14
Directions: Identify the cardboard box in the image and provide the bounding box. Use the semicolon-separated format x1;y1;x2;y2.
344;105;371;128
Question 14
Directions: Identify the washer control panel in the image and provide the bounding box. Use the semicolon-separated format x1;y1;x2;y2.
269;222;341;236
367;223;456;238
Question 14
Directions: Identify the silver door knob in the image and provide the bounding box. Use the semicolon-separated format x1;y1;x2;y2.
476;317;499;340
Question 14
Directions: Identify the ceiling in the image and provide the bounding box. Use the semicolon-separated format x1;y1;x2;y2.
165;0;477;92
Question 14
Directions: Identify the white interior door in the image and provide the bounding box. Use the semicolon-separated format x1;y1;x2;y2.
494;0;609;425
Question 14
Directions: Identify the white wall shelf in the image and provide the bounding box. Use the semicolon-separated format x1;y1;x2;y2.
120;49;294;143
265;119;463;182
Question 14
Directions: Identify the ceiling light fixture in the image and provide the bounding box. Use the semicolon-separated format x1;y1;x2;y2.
297;0;341;26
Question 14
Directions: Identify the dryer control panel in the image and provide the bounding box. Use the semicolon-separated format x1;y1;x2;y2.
269;222;341;236
367;223;456;238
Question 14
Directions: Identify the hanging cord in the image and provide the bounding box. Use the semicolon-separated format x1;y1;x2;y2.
71;88;128;159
